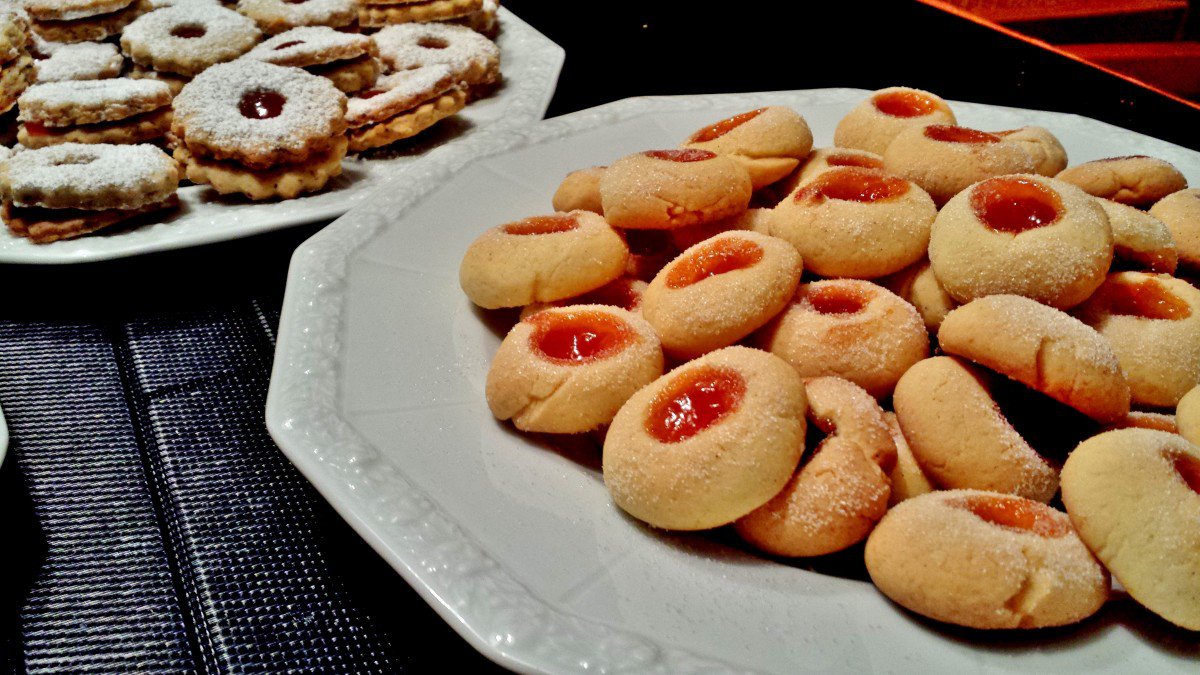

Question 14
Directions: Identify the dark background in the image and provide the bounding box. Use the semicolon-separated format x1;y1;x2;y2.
1;1;1196;672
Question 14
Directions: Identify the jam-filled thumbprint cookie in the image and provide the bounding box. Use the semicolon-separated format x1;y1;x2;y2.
599;148;752;230
681;106;813;190
834;86;956;155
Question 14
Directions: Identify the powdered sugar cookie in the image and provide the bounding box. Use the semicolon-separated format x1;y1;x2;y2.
929;175;1113;309
0;6;29;63
236;0;356;34
1149;188;1200;270
18;78;172;147
758;279;929;398
641;230;801;358
682;106;813;190
1061;428;1200;630
993;126;1068;176
736;376;893;557
173;139;346;200
1058;155;1188;208
599;149;752;230
358;0;481;28
449;0;497;37
834;86;956;155
0;53;33;114
347;88;464;152
127;64;188;96
345;66;463;152
374;22;499;89
33;42;124;83
121;4;261;77
459;211;628;309
486;305;663;434
866;489;1108;629
29;0;141;44
2;194;177;243
883;124;1037;205
603;346;807;531
1097;198;1177;274
21;0;132;22
245;26;376;68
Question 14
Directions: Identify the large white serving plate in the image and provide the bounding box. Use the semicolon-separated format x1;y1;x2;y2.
266;89;1200;674
0;8;562;264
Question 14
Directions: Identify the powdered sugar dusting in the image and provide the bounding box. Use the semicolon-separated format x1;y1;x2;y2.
19;78;172;123
345;64;454;127
3;142;177;208
34;42;124;82
374;22;497;76
244;25;373;67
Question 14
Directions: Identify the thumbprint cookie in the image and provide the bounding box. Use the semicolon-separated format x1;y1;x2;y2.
883;124;1036;205
681;106;814;189
834;86;956;155
1057;155;1187;208
599;149;752;230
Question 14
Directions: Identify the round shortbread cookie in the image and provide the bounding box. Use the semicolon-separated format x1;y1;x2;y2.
993;126;1068;176
1060;428;1200;631
551;166;604;214
833;86;956;155
603;346;807;531
771;167;936;278
346;87;464;152
33;42;124;83
18;106;171;147
1097;198;1178;274
21;0;132;22
485;305;663;434
599;149;752;230
519;276;648;320
236;0;356;33
173;136;347;200
666;207;773;251
779;147;884;195
757;279;929;398
938;294;1130;423
736;376;893;557
243;26;376;68
0;142;179;210
883;124;1037;205
878;257;956;333
882;411;934;505
929;174;1113;309
345;64;456;127
893;356;1060;502
1178;385;1200;445
682;106;813;190
18;77;171;126
357;0;482;27
641;230;802;358
865;489;1108;629
1075;272;1200;409
1057;155;1188;208
121;4;262;77
459;211;628;310
374;22;499;87
1149;188;1200;270
173;59;347;169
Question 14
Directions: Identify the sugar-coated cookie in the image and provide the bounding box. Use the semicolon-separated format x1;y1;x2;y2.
758;279;929;398
939;294;1129;423
993;126;1068;176
1075;272;1200;408
879;258;956;332
641;231;801;358
1061;428;1200;630
893;356;1059;502
666;207;772;253
485;305;663;434
883;124;1037;205
682;106;813;189
1149;188;1200;270
770;167;936;278
600;149;752;230
460;211;629;309
883;411;934;505
1097;198;1177;274
866;489;1109;629
121;4;262;77
519;276;647;321
1057;155;1187;208
551;166;603;214
779;146;883;195
603;346;807;531
1177;386;1200;445
929;174;1113;309
834;86;955;155
736;376;893;557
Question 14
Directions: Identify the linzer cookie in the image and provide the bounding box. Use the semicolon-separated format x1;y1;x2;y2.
17;78;173;147
344;64;465;153
0;7;32;115
172;59;347;199
449;0;498;37
235;0;356;34
121;4;262;78
358;0;482;29
374;22;499;91
25;0;143;43
0;142;180;243
245;27;380;94
32;42;124;83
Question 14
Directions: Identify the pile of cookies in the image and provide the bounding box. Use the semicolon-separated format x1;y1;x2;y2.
0;0;502;243
460;88;1200;635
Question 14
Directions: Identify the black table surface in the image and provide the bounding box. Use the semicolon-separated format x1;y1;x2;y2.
2;2;1198;672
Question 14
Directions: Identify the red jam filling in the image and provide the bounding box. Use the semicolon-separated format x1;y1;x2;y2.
923;124;1001;144
643;149;716;163
971;177;1063;234
795;168;909;204
170;24;206;38
954;494;1070;538
502;214;578;236
873;90;941;118
274;40;304;50
688;108;766;143
1097;277;1191;320
23;121;48;137
665;237;763;289
358;88;386;100
645;365;746;443
568;278;642;312
826;152;883;170
238;91;286;120
529;310;633;364
807;285;869;315
1173;452;1200;495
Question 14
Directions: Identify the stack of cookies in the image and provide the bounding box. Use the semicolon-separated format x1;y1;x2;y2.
0;5;32;132
23;0;143;44
16;78;173;147
357;0;482;31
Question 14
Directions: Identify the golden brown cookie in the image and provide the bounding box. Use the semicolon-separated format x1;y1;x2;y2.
882;411;934;505
2;194;178;243
18;107;172;147
1178;385;1200;445
1057;155;1188;208
833;86;956;155
551;166;604;214
519;276;648;321
308;55;380;94
1149;188;1200;270
599;149;752;230
682;106;813;190
1097;198;1177;274
358;0;482;27
993;126;1068;176
780;146;884;195
883;124;1037;205
878;257;956;333
173;138;347;200
346;87;464;153
236;0;357;34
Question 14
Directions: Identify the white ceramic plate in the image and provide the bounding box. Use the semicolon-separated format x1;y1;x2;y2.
0;8;562;265
266;89;1200;674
